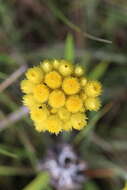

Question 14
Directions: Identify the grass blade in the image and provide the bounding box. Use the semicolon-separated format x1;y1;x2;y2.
0;147;18;159
64;33;75;62
23;172;50;190
88;61;110;80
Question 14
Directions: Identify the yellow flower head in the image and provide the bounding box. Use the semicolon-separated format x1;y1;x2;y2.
52;59;61;69
74;65;84;77
63;121;72;131
50;108;59;114
49;90;65;108
40;60;53;72
80;106;86;112
45;115;63;134
30;106;49;122
22;94;38;109
71;113;87;130
85;97;101;111
66;95;83;113
33;84;49;103
80;91;87;102
34;121;47;132
58;60;73;76
62;77;80;95
20;79;35;94
58;107;71;121
45;71;62;89
21;59;102;134
26;66;43;84
80;77;87;87
85;81;102;97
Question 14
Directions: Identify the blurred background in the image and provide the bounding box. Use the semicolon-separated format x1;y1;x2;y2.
0;0;127;189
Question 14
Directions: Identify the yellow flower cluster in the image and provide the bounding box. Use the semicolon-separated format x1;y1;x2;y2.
20;59;102;134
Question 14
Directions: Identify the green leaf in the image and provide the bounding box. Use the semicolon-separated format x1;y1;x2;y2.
0;147;18;159
88;61;110;80
64;33;75;62
0;166;33;176
74;102;112;144
23;172;50;190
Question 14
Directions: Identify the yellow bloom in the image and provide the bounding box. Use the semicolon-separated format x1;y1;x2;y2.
85;97;101;111
62;77;80;95
22;94;38;109
66;95;83;113
34;121;47;132
80;77;87;87
45;115;62;134
63;121;72;131
74;65;84;77
80;106;86;112
40;60;53;72
26;66;43;84
85;81;102;97
33;84;49;103
80;91;87;102
30;106;49;122
50;108;59;114
45;71;62;89
58;107;71;121
21;59;102;134
49;90;65;108
71;113;87;130
20;79;35;94
58;60;73;76
52;59;60;69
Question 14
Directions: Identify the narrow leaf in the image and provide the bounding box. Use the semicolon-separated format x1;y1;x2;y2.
88;61;110;80
0;166;33;176
64;33;75;62
0;148;18;159
23;172;50;190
